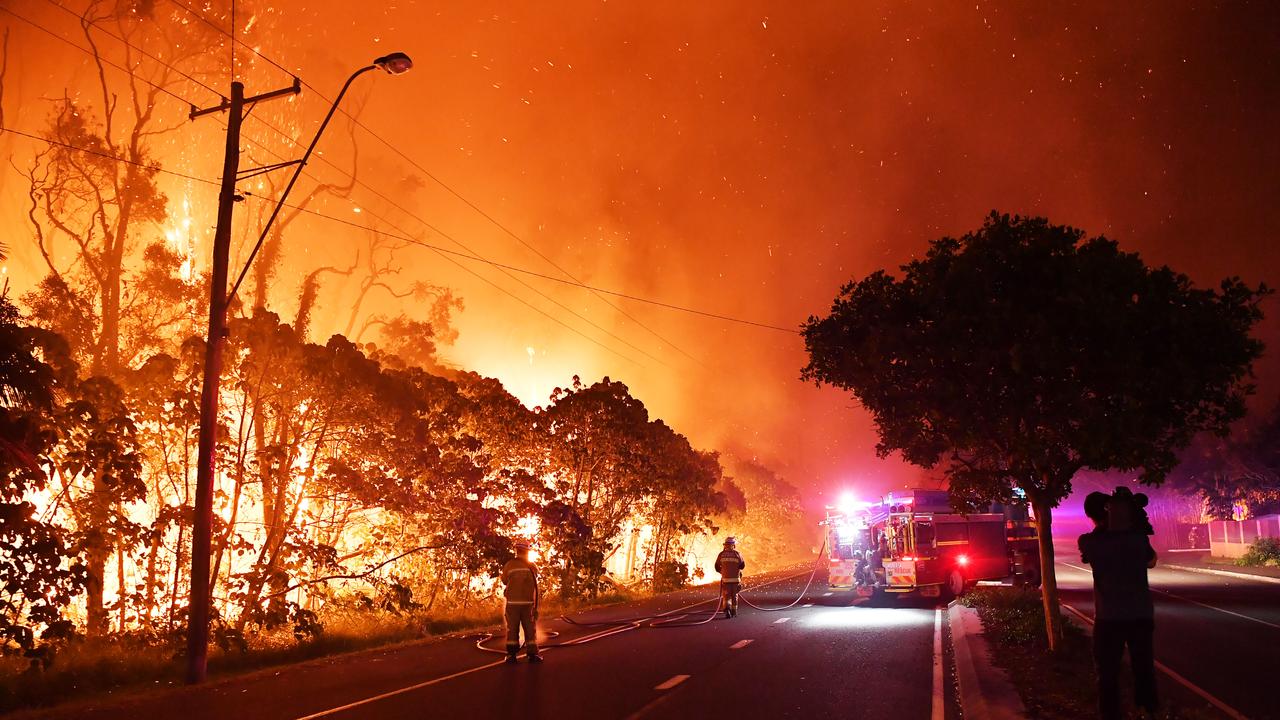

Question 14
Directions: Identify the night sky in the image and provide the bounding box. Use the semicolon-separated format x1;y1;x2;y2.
3;0;1278;508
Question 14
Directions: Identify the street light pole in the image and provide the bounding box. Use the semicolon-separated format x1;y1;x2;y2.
227;53;414;303
184;53;412;685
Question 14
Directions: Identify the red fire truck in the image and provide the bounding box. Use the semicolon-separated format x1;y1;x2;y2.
824;489;1040;598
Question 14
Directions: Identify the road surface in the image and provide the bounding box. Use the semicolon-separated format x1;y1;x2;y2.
1056;552;1280;720
20;568;958;720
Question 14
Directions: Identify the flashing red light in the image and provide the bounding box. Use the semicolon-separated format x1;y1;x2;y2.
957;554;970;567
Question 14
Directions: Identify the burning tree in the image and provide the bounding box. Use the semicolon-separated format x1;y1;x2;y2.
0;297;86;656
802;212;1268;649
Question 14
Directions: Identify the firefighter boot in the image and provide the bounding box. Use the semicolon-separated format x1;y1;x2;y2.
505;650;518;664
527;652;544;663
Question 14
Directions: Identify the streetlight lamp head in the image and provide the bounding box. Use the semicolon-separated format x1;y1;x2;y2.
374;52;413;75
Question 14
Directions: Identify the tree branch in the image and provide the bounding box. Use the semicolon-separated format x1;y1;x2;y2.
262;542;455;600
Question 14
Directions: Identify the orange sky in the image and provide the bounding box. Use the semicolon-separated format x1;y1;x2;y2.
3;0;1278;509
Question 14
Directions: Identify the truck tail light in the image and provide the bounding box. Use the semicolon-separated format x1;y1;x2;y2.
957;554;970;567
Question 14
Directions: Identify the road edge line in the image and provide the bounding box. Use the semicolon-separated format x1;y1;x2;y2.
293;658;509;720
1059;602;1250;720
932;608;944;720
1161;563;1280;586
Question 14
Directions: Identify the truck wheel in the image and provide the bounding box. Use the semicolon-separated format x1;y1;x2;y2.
1024;565;1042;589
946;570;966;599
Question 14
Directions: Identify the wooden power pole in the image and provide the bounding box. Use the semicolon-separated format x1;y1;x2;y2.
186;78;299;684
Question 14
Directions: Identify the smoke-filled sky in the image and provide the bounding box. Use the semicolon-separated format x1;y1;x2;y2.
2;1;1278;509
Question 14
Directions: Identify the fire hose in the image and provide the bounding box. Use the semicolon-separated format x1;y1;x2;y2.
474;603;721;654
736;538;828;611
475;539;832;653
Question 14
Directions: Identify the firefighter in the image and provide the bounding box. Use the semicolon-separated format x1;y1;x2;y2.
714;537;746;618
501;540;542;663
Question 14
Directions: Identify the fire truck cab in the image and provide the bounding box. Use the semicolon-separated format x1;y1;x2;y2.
825;489;1040;598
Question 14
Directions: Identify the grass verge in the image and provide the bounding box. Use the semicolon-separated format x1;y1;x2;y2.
960;587;1215;720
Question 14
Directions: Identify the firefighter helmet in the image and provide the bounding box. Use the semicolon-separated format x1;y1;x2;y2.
724;537;737;547
514;540;531;551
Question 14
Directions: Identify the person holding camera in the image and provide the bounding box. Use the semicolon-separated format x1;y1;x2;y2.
1078;487;1159;719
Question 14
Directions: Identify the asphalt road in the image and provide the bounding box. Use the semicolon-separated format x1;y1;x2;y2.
1056;551;1280;720
22;568;959;720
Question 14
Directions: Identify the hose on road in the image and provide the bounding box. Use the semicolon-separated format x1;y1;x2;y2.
736;539;827;612
476;541;832;654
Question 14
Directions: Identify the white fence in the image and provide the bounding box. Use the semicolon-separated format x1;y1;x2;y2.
1208;515;1280;558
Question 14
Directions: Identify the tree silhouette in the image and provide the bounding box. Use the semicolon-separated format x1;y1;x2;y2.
0;296;86;656
802;212;1269;649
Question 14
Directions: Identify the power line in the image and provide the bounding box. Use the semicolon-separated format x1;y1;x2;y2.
6;122;646;367
5;124;793;333
244;192;798;334
236;117;674;367
37;0;224;102
1;126;219;186
0;4;195;108
161;0;703;365
11;8;655;368
11;11;795;336
231;127;666;367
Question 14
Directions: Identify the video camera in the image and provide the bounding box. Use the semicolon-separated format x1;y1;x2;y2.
1111;486;1154;536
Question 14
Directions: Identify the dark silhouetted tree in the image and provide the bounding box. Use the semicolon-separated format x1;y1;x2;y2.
0;296;87;656
802;212;1268;649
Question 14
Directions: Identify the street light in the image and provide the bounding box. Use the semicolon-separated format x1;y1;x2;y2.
227;52;415;301
375;51;414;75
186;53;412;684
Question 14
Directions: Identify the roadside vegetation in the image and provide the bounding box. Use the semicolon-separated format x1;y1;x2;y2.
1237;537;1280;568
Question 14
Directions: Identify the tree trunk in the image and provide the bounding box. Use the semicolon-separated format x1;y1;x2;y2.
83;470;112;637
1030;493;1062;652
170;522;186;629
143;521;161;630
84;537;109;637
117;546;127;633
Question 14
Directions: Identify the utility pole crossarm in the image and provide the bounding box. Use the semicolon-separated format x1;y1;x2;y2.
189;77;299;120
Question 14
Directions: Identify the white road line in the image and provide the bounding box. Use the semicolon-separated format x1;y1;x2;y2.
1152;587;1280;632
298;570;815;719
729;639;754;649
802;603;813;608
655;674;690;690
774;617;790;624
1060;603;1248;720
1063;562;1280;631
931;608;944;720
1162;563;1280;585
822;592;833;596
294;659;509;719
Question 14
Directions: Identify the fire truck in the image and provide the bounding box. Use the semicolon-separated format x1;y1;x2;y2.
824;489;1040;598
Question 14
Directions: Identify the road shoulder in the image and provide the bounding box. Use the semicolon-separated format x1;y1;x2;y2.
948;601;1027;720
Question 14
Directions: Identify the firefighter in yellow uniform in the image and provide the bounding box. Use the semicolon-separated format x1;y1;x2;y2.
501;540;543;663
714;537;745;618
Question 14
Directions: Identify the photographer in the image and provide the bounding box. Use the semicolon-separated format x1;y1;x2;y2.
1077;487;1159;719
